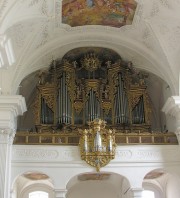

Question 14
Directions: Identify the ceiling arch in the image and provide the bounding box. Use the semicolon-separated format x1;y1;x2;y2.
66;172;130;198
12;29;177;94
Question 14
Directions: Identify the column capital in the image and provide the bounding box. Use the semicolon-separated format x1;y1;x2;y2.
0;95;26;130
54;189;67;198
0;128;15;144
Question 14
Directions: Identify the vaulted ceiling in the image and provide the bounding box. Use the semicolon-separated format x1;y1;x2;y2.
0;0;180;95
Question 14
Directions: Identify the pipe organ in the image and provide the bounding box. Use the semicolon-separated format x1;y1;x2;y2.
58;71;72;124
33;49;152;133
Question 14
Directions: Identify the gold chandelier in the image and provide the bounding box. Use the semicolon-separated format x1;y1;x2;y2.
79;119;116;171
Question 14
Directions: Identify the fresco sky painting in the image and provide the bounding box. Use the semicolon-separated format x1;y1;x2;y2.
62;0;137;28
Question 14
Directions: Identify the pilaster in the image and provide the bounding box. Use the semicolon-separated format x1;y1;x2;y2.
130;188;144;198
0;95;26;198
54;189;67;198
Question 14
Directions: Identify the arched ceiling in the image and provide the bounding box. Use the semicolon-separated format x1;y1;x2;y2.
0;0;180;94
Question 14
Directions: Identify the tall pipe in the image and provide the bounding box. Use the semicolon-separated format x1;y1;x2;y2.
63;72;65;123
65;75;67;123
119;74;122;123
117;87;120;123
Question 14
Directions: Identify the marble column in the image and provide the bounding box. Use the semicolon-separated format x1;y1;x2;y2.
54;189;67;198
0;95;26;198
130;188;144;198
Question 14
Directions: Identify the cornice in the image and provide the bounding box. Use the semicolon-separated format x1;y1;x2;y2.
0;95;27;116
0;95;26;130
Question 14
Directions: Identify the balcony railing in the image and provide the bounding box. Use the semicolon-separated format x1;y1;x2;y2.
14;131;178;145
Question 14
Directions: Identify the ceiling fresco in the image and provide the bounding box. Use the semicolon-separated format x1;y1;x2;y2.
62;0;137;27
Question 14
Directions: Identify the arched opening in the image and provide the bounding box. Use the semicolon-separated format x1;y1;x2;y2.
29;191;48;198
143;169;180;198
66;172;131;198
11;171;54;198
142;190;155;198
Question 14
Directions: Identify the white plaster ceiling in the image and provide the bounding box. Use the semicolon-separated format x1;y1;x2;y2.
0;0;180;95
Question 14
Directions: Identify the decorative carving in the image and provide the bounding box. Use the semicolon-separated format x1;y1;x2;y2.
13;149;58;159
85;80;100;99
40;87;56;111
116;150;132;159
130;94;142;109
0;129;15;144
29;0;40;7
102;100;111;115
0;0;8;18
32;90;41;125
136;150;161;159
36;23;49;49
81;53;101;72
74;100;83;114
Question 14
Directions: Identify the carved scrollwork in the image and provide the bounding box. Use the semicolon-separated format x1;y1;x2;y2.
66;72;76;101
32;90;41;125
102;100;111;115
85;80;100;100
74;100;84;114
40;87;56;111
130;94;142;110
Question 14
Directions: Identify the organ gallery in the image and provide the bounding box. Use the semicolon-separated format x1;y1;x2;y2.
15;48;177;145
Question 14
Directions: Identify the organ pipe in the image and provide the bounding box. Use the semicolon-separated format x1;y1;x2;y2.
132;96;145;124
58;72;72;124
114;73;129;125
86;89;100;122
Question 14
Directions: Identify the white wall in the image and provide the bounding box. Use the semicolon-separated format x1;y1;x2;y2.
166;175;180;198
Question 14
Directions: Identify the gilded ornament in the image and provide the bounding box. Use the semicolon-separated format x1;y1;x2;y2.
79;119;116;172
81;53;101;72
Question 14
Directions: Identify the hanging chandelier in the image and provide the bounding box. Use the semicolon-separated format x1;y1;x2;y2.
79;119;116;171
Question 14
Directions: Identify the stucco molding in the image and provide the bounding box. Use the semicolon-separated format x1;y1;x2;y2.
12;145;180;163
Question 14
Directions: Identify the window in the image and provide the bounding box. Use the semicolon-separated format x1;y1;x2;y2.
29;191;48;198
142;190;155;198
